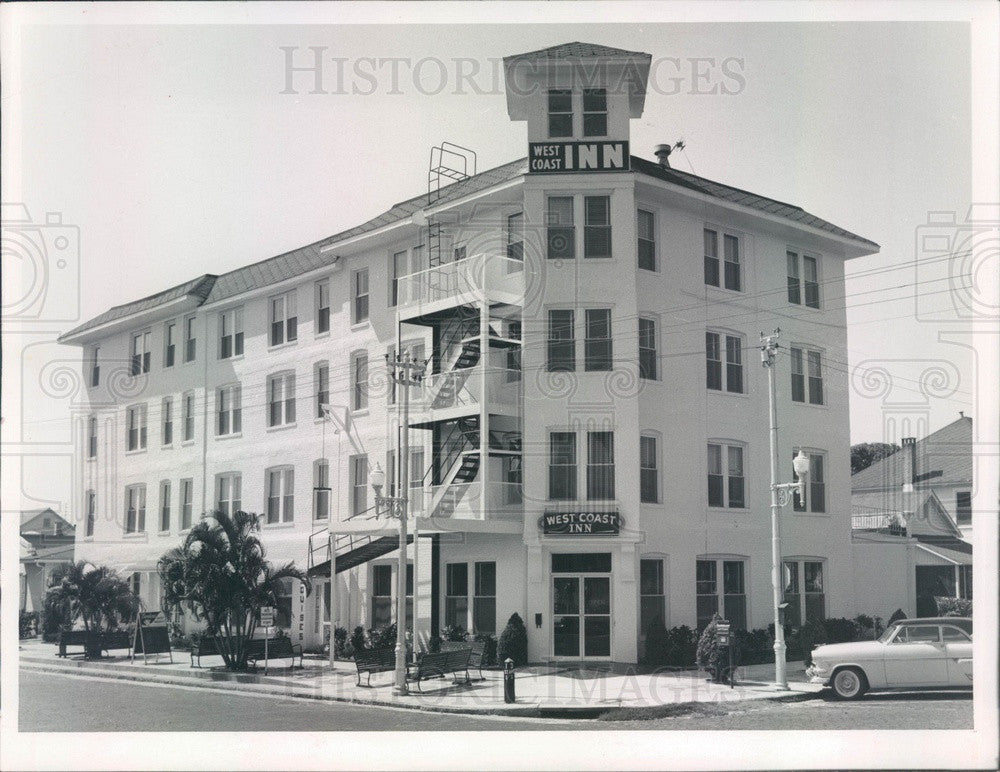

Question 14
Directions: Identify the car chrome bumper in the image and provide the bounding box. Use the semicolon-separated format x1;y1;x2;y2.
805;665;829;684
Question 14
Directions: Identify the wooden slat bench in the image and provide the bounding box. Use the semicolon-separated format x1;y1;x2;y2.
440;640;487;680
58;629;132;658
57;629;90;657
408;647;472;691
246;637;303;670
353;647;395;687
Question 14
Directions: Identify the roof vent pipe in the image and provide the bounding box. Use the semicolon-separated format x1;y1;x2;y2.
901;437;917;493
654;144;673;168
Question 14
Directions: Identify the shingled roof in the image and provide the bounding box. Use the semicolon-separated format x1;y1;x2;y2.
851;416;973;491
503;42;651;63
62;154;876;339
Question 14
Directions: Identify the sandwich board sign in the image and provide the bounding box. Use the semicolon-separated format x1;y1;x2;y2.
131;610;173;665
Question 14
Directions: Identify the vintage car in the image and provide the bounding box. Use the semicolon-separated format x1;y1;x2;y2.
806;617;972;699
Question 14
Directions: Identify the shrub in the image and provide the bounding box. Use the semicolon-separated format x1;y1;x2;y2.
497;612;528;666
888;608;907;625
475;633;498;667
442;624;467;642
427;634;442;653
696;614;740;682
349;625;367;653
823;617;858;644
19;611;39;639
794;620;827;665
333;625;348;657
369;623;396;650
935;597;972;617
733;628;771;665
853;614;876;639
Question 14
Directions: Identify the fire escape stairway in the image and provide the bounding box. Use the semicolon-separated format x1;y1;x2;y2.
307;530;414;577
429;450;481;519
428;338;481;409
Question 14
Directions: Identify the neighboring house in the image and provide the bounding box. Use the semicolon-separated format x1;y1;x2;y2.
851;416;973;618
59;41;879;664
19;509;76;613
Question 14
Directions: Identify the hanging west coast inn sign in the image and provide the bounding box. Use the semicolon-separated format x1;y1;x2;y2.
540;511;622;535
528;141;630;173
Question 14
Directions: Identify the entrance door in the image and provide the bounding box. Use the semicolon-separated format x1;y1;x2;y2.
552;575;611;658
915;565;954;617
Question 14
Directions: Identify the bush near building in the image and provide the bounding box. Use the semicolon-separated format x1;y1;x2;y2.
497;612;528;666
935;597;972;617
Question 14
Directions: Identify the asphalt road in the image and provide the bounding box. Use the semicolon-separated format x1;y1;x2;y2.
18;669;972;732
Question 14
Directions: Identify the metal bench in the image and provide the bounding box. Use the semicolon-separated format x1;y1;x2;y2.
246;637;303;670
440;640;487;680
190;635;221;668
353;647;396;687
58;629;132;658
57;629;90;657
408;647;472;691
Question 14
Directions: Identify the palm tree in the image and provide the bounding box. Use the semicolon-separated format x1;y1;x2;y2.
158;509;311;671
45;561;142;658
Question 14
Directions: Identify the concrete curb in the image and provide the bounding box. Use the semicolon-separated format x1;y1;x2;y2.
20;654;822;720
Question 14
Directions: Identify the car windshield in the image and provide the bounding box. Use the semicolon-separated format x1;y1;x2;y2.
878;623;900;643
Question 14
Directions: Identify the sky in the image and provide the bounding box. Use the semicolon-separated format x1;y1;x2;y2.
0;10;985;516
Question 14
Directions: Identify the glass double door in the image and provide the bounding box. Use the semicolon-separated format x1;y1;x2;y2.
552;575;611;658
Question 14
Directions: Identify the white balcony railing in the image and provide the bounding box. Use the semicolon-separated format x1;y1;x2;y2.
414;366;520;412
409;481;523;521
396;253;525;310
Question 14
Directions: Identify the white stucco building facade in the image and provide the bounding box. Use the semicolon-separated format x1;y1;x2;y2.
61;42;879;665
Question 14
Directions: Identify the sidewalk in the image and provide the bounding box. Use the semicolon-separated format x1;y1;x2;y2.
18;639;820;717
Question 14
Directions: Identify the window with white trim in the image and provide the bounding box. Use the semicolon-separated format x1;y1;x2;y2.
182;391;195;442
217;384;242;436
584;308;612;371
704;228;741;291
586;430;615;500
547;310;575;372
371;564;392;628
696;558;747;630
706;331;744;393
161;396;174;446
180;478;193;530
265;467;294;524
314;460;330;520
315;280;331;334
787;251;820;308
351;352;368;411
707;442;745;509
507;213;524;261
783;560;826;627
956;491;972;526
640;559;665;638
126;404;147;451
473;561;496;634
125;484;146;534
445;562;469;631
351;455;368;517
183;316;197;363
546;197;575;260
267;372;296;427
219;307;244;359
89;346;101;386
131;330;151;375
547;89;572;138
164;321;177;367
549;431;576;500
352;268;369;324
216;472;242;516
790;347;824;405
316;362;329;418
637;209;656;271
584;196;611;258
270;291;298;346
639;317;657;380
793;452;826;513
640;435;659;504
582;88;608;137
159;480;171;532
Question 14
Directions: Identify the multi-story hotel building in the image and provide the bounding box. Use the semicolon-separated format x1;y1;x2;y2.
61;42;879;665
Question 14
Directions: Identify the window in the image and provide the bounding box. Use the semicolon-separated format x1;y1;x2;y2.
706;333;745;394
507;213;524;261
548;89;572;138
90;346;100;387
547;310;575;372
708;443;745;509
790;347;823;405
273;578;293;629
704;229;741;291
587;430;615;500
219;307;244;359
87;415;98;458
787;251;820;308
409;447;425;513
352;268;369;324
314;460;330;520
352;352;368;411
546;197;575;259
696;558;747;630
956;491;972;526
216;473;242;516
639;317;657;379
131;331;151;375
126;404;147;451
180;478;193;530
265;467;294;524
783;560;825;627
637;209;656;271
958;565;972;599
640;435;659;503
182;392;195;442
216;385;242;436
390;251;407;307
270;292;298;346
549;432;577;500
793;452;826;513
351;455;368;516
184;316;196;363
125;484;146;534
473;562;496;634
164;322;177;367
159;481;171;532
584;196;611;259
371;564;392;628
161;397;174;446
315;280;331;333
640;559;665;637
445;563;469;631
316;362;330;418
584;309;612;371
268;372;296;427
85;491;96;537
582;88;607;137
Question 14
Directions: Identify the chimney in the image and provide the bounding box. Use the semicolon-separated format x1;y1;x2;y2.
901;437;917;493
654;144;672;168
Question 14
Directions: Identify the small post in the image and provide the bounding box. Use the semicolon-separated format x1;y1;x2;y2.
503;658;516;703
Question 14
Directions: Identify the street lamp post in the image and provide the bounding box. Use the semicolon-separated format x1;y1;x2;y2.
371;351;425;696
761;329;811;690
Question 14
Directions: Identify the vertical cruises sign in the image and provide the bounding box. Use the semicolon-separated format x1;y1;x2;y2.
529;141;630;173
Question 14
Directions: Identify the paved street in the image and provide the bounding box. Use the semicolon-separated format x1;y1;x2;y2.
19;668;971;732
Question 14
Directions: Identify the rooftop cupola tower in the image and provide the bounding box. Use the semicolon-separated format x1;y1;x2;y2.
503;42;651;173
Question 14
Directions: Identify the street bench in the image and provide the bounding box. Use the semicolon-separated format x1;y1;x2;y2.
440;640;487;680
190;635;221;668
246;636;303;670
408;647;472;691
103;630;133;654
58;629;132;658
353;647;396;687
57;629;90;657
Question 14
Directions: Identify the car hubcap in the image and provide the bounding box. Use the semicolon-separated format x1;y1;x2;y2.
837;672;857;695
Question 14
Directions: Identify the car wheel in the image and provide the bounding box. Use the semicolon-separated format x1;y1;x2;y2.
831;667;867;700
